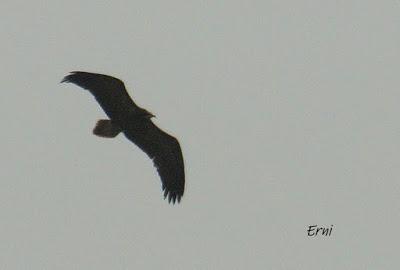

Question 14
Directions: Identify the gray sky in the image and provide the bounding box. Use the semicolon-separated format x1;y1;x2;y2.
1;1;399;269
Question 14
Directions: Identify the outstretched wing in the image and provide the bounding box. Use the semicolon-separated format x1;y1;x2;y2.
124;121;185;204
61;71;138;120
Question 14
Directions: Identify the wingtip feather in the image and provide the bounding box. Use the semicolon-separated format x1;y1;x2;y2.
60;73;75;83
61;71;86;83
163;190;183;205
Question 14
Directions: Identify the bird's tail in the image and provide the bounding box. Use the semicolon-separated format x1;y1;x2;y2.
93;119;121;138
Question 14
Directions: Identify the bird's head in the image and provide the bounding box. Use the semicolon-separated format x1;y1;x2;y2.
141;109;156;119
146;111;156;119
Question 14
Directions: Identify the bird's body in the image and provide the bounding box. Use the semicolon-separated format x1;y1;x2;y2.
62;71;184;203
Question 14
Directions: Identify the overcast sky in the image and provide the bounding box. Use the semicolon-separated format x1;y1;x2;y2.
1;1;400;269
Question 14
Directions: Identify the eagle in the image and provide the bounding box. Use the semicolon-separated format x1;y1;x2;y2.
61;71;185;204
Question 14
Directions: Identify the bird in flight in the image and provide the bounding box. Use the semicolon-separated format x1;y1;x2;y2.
61;71;185;204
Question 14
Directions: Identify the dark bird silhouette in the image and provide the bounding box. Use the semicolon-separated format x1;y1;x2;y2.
61;71;185;204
